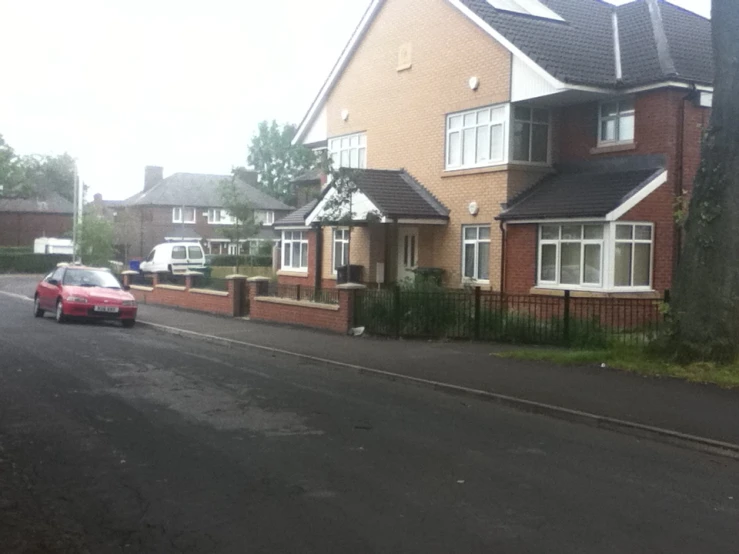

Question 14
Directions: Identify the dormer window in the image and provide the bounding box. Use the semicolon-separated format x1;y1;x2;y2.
599;99;635;145
485;0;564;21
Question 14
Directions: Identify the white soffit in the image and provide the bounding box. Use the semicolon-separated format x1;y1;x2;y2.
303;106;328;145
511;55;562;102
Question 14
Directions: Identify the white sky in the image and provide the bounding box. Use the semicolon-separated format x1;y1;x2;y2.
0;0;711;201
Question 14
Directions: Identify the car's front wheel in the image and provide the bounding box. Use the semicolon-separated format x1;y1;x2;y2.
121;319;136;328
33;295;44;318
55;299;67;324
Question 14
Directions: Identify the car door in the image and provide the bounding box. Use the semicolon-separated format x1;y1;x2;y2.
39;267;65;310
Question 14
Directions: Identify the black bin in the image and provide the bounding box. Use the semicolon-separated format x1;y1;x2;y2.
336;264;363;284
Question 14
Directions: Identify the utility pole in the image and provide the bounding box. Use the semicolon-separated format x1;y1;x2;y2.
71;162;78;262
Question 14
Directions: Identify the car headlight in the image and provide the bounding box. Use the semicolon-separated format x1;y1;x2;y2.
65;296;88;303
121;300;137;307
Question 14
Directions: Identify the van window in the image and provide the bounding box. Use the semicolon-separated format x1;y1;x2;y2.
172;246;187;260
145;249;156;262
188;246;203;259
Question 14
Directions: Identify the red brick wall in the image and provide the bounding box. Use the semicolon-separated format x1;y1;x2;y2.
248;283;352;334
0;213;73;247
504;224;537;293
125;276;236;316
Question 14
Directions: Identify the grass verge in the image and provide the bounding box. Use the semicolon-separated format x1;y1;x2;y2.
497;347;739;389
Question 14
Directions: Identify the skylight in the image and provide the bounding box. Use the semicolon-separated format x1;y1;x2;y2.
486;0;565;21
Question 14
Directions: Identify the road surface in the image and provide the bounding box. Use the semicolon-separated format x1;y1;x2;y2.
0;283;737;553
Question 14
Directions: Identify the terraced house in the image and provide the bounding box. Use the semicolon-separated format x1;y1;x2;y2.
277;0;713;298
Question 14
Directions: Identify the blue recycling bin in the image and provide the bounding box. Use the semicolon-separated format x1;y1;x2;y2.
128;260;141;272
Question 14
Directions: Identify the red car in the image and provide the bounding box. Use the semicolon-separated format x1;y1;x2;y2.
34;265;138;327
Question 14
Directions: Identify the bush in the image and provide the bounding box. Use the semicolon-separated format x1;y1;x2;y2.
0;253;70;274
207;254;272;267
0;246;33;254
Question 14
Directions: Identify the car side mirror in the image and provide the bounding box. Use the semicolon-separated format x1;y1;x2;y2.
48;279;59;286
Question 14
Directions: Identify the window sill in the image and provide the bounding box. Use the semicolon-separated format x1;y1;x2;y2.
530;286;660;299
442;163;552;178
277;269;308;277
590;142;637;155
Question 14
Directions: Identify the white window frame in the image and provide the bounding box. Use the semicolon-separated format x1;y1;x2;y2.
536;221;654;291
265;211;275;226
598;98;635;145
538;224;605;288
282;231;309;271
329;133;367;169
462;225;491;283
208;208;223;224
446;105;509;171
613;222;654;290
511;105;551;165
332;228;350;274
174;207;196;224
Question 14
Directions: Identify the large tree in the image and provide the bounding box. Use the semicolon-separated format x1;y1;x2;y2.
246;120;316;205
78;212;115;267
669;0;739;362
0;134;31;198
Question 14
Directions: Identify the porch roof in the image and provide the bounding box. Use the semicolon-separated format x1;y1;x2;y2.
304;169;449;226
498;154;667;222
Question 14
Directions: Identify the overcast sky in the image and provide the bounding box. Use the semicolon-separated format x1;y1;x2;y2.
0;0;711;201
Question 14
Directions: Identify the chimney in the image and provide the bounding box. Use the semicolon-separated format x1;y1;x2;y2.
144;166;164;191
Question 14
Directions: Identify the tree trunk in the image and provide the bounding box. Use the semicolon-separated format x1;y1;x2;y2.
670;0;739;361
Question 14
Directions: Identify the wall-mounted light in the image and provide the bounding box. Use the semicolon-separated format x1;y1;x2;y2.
468;201;479;216
469;76;480;91
341;109;350;121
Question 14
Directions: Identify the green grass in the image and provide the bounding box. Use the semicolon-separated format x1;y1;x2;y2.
497;347;739;389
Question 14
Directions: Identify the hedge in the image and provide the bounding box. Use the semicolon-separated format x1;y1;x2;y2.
0;253;70;274
205;254;272;267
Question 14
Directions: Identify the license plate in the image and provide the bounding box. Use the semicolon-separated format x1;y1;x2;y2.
94;305;119;313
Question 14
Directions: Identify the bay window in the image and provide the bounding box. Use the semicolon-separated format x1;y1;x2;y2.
538;222;653;290
462;225;491;282
446;106;506;170
329;133;366;169
282;231;308;271
599;99;635;144
333;229;350;272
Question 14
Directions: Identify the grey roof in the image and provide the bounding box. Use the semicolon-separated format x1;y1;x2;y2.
275;199;318;228
0;192;73;214
351;169;449;220
125;172;292;211
461;0;713;87
499;155;667;221
292;168;322;184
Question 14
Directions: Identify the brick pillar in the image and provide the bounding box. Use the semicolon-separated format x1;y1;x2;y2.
183;271;202;291
248;276;271;297
336;283;366;333
121;270;137;288
227;275;247;317
152;273;160;287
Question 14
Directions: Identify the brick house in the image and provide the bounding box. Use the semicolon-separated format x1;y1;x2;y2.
0;192;73;247
119;166;292;260
277;0;712;297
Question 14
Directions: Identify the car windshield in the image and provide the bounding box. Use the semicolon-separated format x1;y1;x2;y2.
62;269;122;289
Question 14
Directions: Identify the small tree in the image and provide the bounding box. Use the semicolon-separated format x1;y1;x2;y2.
78;212;115;267
316;164;380;278
219;173;261;274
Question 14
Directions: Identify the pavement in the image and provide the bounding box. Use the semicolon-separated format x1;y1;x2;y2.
1;286;738;553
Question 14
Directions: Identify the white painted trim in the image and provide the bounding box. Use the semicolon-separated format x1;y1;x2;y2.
304;186;383;226
606;170;667;221
293;0;383;145
612;11;623;82
274;225;310;231
446;0;564;90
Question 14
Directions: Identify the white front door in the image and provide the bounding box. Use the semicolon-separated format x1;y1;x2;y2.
397;227;419;282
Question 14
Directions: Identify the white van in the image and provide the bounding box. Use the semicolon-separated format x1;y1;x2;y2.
139;242;207;274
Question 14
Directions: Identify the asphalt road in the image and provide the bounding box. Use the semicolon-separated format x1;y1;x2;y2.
0;281;738;553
